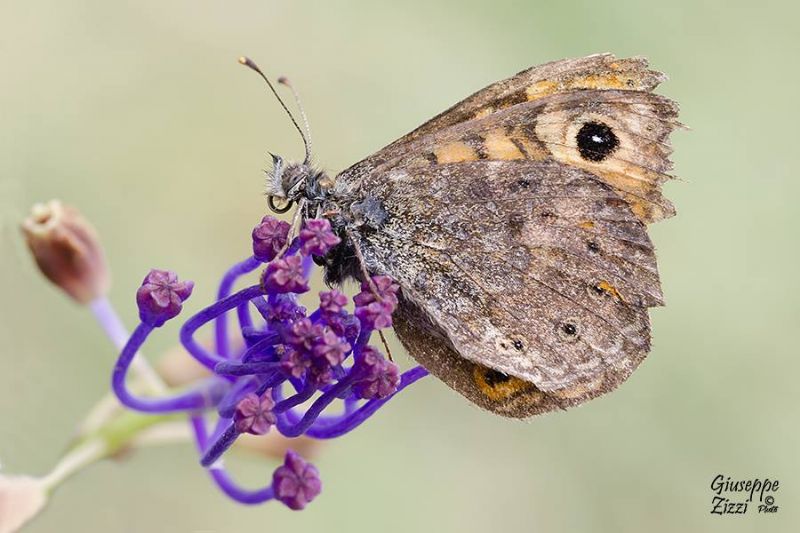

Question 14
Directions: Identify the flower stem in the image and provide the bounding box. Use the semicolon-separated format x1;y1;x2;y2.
40;439;106;493
43;410;183;493
305;366;429;439
215;257;261;357
112;323;224;413
180;285;264;370
89;296;168;394
191;416;275;504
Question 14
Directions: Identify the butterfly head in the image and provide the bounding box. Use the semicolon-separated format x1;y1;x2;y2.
265;153;332;214
236;57;333;215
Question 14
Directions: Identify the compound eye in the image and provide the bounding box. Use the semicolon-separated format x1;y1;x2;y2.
267;196;293;214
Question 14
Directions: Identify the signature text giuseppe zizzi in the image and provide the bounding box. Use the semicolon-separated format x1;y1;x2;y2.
710;474;779;515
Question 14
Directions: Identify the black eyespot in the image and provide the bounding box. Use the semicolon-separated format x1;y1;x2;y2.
576;121;619;162
483;369;511;387
587;240;600;253
517;178;531;188
591;283;606;296
557;319;581;342
512;340;524;351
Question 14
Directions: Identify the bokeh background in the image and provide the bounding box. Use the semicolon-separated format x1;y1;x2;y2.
1;1;797;531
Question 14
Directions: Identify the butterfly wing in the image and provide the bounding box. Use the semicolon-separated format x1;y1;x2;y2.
383;53;667;149
393;293;644;419
343;89;679;224
331;55;679;416
351;158;656;389
343;55;679;223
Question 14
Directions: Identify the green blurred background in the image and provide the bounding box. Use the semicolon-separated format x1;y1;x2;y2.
1;0;797;531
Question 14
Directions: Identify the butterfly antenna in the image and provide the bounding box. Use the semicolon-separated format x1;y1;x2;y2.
238;56;312;164
278;76;313;164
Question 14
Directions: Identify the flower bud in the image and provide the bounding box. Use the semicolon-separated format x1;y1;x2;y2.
261;255;309;294
272;451;322;510
0;474;47;533
318;290;348;315
252;216;290;262
298;219;340;256
353;346;401;399
21;200;110;304
136;269;194;327
233;393;276;435
353;276;400;330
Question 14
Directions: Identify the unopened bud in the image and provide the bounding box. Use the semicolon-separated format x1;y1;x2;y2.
21;200;110;304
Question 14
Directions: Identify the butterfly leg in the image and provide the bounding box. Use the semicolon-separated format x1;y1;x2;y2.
344;226;395;362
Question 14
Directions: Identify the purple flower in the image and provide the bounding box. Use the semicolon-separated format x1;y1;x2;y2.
353;346;401;400
298;219;340;256
307;363;335;387
280;319;346;386
261;255;309;294
272;451;322;510
233;393;276;435
283;318;324;353
281;348;311;379
319;290;348;315
354;300;395;330
264;295;306;323
353;275;400;308
252;216;290;262
312;330;351;366
328;313;361;345
135;269;194;327
353;276;400;330
107;215;429;509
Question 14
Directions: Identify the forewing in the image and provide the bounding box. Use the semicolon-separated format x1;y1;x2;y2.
355;159;658;392
384;53;666;149
341;55;680;224
343;89;680;224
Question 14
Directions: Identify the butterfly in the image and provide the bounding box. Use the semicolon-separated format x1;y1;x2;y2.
242;53;681;418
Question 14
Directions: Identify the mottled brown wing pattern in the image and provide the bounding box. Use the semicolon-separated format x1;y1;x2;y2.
346;90;680;223
385;53;667;149
354;159;656;393
330;55;679;417
394;298;644;418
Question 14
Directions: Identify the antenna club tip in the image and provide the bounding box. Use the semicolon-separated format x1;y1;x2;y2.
277;76;289;85
238;56;261;72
